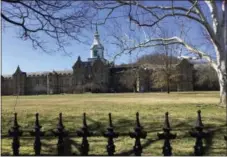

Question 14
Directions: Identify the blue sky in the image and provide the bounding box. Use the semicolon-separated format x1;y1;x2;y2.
2;13;134;75
2;26;98;74
2;1;216;75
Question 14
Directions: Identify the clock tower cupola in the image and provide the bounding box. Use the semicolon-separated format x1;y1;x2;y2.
90;24;104;59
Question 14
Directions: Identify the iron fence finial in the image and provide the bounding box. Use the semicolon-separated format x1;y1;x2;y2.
190;110;208;156
129;112;147;156
13;113;19;128
163;112;171;131
83;112;87;128
104;113;119;156
109;113;113;128
53;113;67;155
30;113;44;155
9;113;22;156
158;112;176;156
195;110;203;130
77;113;92;156
35;113;41;129
136;112;141;128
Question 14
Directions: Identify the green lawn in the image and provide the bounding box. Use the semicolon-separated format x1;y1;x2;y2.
1;92;226;156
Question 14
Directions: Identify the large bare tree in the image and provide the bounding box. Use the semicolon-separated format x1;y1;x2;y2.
93;0;227;106
1;0;95;54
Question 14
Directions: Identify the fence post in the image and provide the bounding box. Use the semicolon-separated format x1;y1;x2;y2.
129;112;147;156
30;113;44;156
53;113;68;156
157;112;176;156
190;110;208;156
8;113;23;156
104;113;119;156
77;113;92;156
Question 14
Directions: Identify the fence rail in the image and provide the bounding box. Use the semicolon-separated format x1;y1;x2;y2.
5;110;227;156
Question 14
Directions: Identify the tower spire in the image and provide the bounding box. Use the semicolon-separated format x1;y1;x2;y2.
96;23;98;33
89;23;104;60
14;65;22;74
92;23;102;46
95;23;99;37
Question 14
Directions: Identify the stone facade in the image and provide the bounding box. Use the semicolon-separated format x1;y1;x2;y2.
1;29;194;95
1;59;194;95
72;56;109;93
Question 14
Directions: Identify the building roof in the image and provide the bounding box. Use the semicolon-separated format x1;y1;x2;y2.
2;74;12;79
110;64;138;73
55;70;73;75
27;71;50;77
14;65;22;74
3;69;73;78
83;61;92;67
27;70;73;76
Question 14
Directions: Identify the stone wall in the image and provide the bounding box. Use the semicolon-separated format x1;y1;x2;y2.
26;76;47;95
58;74;73;93
2;77;13;95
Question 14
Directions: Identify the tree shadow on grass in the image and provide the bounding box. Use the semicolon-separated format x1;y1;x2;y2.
115;138;159;156
203;125;226;156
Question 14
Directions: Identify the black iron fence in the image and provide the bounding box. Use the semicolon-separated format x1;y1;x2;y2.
4;110;227;156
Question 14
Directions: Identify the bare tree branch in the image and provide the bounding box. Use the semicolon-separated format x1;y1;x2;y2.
2;1;95;54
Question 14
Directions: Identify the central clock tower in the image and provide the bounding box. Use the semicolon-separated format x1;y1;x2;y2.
89;25;104;60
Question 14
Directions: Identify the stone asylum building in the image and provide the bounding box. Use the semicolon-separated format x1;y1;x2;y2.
2;29;194;95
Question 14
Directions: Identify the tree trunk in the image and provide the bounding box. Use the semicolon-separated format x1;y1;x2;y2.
222;0;227;107
167;77;170;94
217;70;227;106
219;82;226;106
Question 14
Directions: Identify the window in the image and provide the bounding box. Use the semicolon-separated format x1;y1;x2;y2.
93;49;97;56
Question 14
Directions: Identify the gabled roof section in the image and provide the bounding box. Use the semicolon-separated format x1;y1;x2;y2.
72;56;82;69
